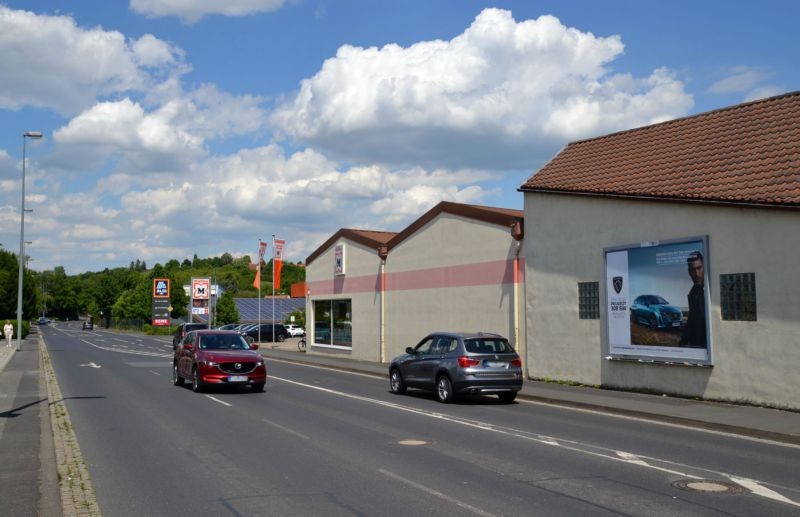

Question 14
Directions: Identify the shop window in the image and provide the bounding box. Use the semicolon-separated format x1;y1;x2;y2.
720;273;757;321
578;282;600;320
313;299;352;347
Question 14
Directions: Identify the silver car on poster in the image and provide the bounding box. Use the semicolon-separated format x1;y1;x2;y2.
388;332;523;403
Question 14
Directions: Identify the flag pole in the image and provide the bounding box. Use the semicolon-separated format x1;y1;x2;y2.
258;238;262;344
272;234;276;343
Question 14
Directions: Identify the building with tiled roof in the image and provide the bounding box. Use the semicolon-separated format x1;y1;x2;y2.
305;201;525;364
520;92;799;409
522;91;800;207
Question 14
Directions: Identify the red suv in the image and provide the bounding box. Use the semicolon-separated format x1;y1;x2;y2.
173;330;267;392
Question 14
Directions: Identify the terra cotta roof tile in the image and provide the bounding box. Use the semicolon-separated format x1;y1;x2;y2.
520;91;800;208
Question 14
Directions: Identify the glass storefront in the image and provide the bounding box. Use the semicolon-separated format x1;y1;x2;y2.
313;299;351;348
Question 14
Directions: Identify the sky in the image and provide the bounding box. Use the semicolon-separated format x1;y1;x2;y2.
1;1;797;274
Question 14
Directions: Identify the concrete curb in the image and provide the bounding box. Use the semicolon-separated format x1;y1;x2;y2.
40;336;102;516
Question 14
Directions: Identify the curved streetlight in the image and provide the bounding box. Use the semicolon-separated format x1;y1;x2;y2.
17;131;42;352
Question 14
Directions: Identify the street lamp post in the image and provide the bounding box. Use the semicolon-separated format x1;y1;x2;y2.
17;131;42;352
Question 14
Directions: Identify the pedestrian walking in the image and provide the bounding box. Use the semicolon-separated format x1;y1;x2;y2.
3;320;13;348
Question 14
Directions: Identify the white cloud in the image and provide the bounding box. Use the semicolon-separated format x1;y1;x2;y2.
0;150;15;180
272;8;693;170
708;66;769;94
0;6;185;115
129;0;288;24
50;86;268;173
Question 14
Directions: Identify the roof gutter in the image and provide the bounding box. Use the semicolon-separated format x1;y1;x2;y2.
517;188;800;210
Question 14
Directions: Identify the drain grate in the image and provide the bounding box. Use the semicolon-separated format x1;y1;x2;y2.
672;479;747;494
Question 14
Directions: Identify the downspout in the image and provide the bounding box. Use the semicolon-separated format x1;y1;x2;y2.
511;221;525;373
378;245;389;363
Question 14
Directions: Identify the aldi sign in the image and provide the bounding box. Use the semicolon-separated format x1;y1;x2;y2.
152;278;171;326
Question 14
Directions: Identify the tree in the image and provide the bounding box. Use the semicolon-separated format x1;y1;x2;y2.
0;250;37;319
215;290;239;325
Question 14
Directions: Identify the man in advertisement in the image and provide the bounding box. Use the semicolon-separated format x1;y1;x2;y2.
680;251;707;347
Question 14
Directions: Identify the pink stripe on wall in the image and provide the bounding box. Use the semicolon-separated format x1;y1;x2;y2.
307;258;525;296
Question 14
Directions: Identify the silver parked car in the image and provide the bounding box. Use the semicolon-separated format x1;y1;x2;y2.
388;332;522;403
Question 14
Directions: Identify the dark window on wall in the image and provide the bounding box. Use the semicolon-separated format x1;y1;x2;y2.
720;273;757;321
578;282;600;319
313;299;352;347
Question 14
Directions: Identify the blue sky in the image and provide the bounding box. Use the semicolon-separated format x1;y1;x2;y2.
1;0;797;273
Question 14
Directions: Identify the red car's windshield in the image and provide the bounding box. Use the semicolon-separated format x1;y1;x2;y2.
198;334;250;350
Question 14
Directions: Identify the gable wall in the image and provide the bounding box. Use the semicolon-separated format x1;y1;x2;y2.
524;192;799;409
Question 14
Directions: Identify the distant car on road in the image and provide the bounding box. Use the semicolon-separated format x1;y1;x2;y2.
243;323;289;343
172;330;266;392
389;332;522;404
630;294;683;329
216;323;240;331
37;317;49;325
285;324;305;337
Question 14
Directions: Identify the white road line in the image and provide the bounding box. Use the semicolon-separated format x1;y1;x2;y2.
378;469;496;517
205;395;231;407
149;371;161;376
261;418;310;440
272;358;799;450
517;397;800;450
271;375;799;508
727;476;800;507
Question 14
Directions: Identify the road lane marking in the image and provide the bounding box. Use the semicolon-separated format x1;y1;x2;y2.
149;371;161;376
272;358;798;450
271;375;798;508
727;476;800;507
261;418;310;440
205;395;231;407
378;469;496;517
79;362;101;368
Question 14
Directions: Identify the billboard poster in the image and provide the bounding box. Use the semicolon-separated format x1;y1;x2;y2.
604;236;712;364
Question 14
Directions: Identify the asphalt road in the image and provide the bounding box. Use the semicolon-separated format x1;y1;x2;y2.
41;323;800;516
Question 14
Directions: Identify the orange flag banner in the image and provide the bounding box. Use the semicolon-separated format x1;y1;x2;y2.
252;267;261;289
274;239;285;290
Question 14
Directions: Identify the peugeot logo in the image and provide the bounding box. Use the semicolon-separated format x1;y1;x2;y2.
235;363;242;370
613;276;623;294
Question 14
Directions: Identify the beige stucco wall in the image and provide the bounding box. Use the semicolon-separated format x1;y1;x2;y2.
384;214;525;361
306;238;383;362
306;212;526;365
524;192;800;409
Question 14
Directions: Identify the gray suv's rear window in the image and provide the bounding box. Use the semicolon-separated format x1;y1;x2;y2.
464;338;514;354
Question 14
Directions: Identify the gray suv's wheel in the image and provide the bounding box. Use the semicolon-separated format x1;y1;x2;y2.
436;375;455;403
389;368;406;395
498;391;517;404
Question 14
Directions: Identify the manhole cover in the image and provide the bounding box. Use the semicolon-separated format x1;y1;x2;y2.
672;479;747;494
398;439;427;446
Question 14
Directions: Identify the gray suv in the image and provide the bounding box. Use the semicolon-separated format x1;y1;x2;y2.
389;332;522;403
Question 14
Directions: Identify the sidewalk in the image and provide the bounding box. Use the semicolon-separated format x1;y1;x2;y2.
259;341;800;445
0;333;60;517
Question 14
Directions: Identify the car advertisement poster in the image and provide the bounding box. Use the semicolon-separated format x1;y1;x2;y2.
604;236;712;364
